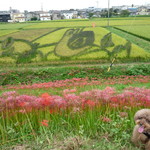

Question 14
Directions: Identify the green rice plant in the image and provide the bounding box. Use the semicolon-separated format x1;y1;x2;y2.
0;23;36;30
34;28;67;45
114;25;150;40
0;30;19;37
0;28;56;41
106;26;150;52
0;25;149;64
23;18;150;29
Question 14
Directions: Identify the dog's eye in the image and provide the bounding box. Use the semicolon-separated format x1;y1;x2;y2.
138;117;142;119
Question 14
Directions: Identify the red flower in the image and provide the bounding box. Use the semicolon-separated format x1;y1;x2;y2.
19;102;26;107
41;93;50;98
41;93;53;106
101;117;112;123
40;120;49;127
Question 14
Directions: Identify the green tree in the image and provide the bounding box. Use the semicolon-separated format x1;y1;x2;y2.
31;17;38;21
88;12;94;18
120;10;130;17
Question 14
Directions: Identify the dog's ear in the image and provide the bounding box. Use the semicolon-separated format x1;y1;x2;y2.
134;110;141;121
134;109;150;121
147;115;150;123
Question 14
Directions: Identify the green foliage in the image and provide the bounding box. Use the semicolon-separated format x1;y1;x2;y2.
88;12;94;18
31;17;38;21
120;10;130;17
126;64;150;75
0;64;149;85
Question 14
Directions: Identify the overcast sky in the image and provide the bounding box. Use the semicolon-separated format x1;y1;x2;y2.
0;0;149;12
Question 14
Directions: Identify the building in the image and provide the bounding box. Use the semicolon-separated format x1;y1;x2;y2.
0;12;11;22
39;11;51;21
11;13;26;22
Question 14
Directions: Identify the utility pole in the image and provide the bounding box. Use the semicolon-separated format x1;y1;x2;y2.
41;2;43;11
96;1;99;8
107;0;110;26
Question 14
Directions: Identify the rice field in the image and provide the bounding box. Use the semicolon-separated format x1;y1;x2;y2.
23;18;150;29
0;27;149;64
0;17;149;64
114;25;150;40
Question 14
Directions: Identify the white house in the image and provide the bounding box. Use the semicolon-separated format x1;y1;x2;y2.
39;12;51;21
11;13;26;22
63;12;74;19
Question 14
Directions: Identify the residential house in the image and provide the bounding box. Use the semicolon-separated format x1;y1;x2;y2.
49;10;62;20
128;7;138;16
0;11;11;22
39;11;52;21
11;13;25;22
137;6;150;15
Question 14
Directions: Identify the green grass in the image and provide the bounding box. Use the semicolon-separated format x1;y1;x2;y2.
0;64;150;86
0;80;148;149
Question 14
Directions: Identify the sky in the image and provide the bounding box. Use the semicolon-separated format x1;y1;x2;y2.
0;0;149;12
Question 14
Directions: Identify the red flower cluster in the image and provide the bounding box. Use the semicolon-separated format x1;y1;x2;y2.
0;76;149;91
0;87;150;114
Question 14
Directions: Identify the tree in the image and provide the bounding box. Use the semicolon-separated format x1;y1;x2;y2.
120;10;130;17
31;17;38;21
88;12;94;18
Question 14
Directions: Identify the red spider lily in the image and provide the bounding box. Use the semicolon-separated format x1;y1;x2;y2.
19;102;26;107
85;100;96;107
82;99;96;109
101;117;112;123
40;120;49;127
0;75;149;91
40;93;53;106
41;93;50;98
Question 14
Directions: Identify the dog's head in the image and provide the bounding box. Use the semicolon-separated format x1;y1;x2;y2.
134;109;150;133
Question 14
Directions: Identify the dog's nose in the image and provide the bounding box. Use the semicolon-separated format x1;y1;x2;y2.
139;123;144;127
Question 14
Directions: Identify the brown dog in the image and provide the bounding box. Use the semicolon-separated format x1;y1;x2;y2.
131;109;150;150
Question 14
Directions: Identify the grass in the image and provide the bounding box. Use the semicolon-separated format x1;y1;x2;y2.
0;79;149;149
0;64;150;86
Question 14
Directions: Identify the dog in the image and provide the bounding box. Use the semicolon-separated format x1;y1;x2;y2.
131;109;150;150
